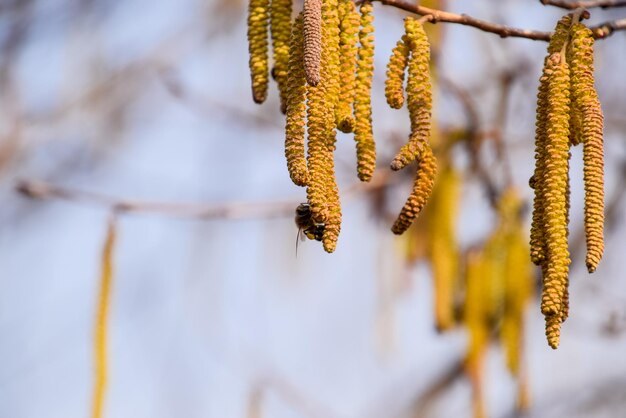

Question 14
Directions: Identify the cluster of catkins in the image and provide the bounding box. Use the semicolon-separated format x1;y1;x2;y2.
247;0;436;252
530;16;604;349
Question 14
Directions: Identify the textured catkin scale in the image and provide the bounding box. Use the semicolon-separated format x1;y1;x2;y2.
320;0;342;253
247;0;271;103
353;1;376;182
391;18;432;172
530;16;569;266
539;53;571;320
391;146;437;235
284;13;309;187
385;34;410;109
270;0;293;113
335;0;359;133
303;0;323;86
568;23;605;273
545;312;562;349
428;165;460;332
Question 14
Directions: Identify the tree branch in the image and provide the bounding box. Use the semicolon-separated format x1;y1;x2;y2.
541;0;626;9
14;172;394;221
369;0;626;40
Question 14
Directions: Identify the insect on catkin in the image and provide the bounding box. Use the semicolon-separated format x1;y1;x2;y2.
270;0;293;113
335;0;359;133
285;13;309;187
568;22;605;273
391;18;432;172
247;0;271;103
303;0;323;86
353;0;376;182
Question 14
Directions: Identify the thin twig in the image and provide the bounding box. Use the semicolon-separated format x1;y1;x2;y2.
541;0;626;10
368;0;626;40
14;172;395;221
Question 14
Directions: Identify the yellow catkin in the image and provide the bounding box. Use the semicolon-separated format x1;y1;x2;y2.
303;0;323;86
92;216;117;418
320;0;342;253
385;34;410;109
335;0;359;133
499;191;533;376
247;0;271;103
464;249;489;418
428;165;460;331
540;53;571;320
568;23;605;273
545;311;562;349
353;0;376;182
529;15;571;266
391;18;432;172
270;0;293;113
391;145;437;235
285;14;309;187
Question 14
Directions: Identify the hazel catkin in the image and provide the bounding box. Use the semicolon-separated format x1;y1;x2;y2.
247;0;271;103
335;0;360;133
539;53;571;320
385;35;410;110
391;145;437;235
303;0;323;86
270;0;293;113
568;23;605;274
353;0;376;182
284;13;309;187
391;18;432;172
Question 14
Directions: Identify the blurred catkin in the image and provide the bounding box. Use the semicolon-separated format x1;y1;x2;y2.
285;13;309;187
391;18;432;172
428;165;460;331
335;0;359;133
568;23;604;273
391;145;437;235
270;0;293;113
353;0;376;182
303;0;323;86
247;0;271;103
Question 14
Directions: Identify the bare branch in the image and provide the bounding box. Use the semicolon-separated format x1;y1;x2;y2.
15;172;394;221
369;0;626;40
541;0;626;10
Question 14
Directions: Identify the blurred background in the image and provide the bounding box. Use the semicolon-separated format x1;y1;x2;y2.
2;0;626;417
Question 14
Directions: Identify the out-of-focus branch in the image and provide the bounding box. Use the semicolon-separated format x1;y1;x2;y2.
541;0;626;9
368;0;626;40
15;172;395;221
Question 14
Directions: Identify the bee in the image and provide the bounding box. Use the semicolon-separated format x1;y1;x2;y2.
294;203;325;253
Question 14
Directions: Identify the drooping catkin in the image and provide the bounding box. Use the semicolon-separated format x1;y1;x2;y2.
391;145;437;235
285;13;309;187
529;15;570;266
92;216;117;418
391;18;432;172
320;0;342;253
335;0;360;133
428;165;460;331
270;0;293;113
568;23;605;274
539;53;571;319
303;0;323;86
353;0;376;182
385;35;410;109
248;0;271;103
